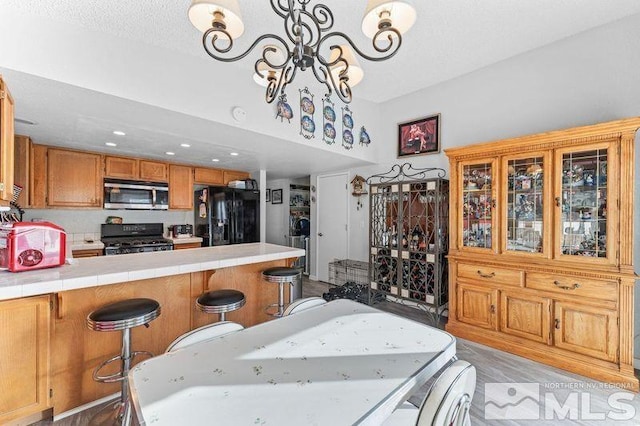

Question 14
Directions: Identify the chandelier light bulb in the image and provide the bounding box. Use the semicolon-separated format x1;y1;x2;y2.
362;0;416;39
188;0;244;39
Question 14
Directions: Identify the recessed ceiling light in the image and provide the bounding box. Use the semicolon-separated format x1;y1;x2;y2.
113;130;126;136
166;151;175;156
230;152;239;156
212;158;220;162
105;142;117;147
180;143;191;148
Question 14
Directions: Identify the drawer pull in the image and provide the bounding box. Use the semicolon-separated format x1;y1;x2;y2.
554;318;561;329
477;270;496;279
553;280;580;290
490;304;496;314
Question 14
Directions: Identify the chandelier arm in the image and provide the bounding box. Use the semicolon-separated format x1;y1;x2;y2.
309;3;334;34
202;30;292;63
312;62;351;104
316;29;402;65
270;0;294;19
283;7;321;48
266;64;295;103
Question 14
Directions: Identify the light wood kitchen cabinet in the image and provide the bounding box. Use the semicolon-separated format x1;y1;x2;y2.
169;164;193;209
29;144;47;208
14;135;32;208
446;118;640;390
223;170;250;184
194;167;224;185
0;75;15;205
47;148;103;207
51;275;192;415
173;242;202;250
0;295;51;424
71;248;103;258
104;155;167;182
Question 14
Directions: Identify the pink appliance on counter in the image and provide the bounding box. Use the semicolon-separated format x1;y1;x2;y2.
0;221;66;272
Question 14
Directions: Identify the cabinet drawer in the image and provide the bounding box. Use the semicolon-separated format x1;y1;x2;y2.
526;272;617;301
457;263;523;286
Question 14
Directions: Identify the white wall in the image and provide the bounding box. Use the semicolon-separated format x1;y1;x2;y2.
24;209;192;237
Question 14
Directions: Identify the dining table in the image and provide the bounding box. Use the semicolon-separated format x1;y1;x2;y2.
128;298;457;425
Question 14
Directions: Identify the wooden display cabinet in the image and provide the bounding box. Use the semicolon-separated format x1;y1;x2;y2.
446;117;640;390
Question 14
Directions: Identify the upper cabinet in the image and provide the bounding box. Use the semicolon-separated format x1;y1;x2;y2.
223;170;249;184
194;167;223;185
169;164;193;209
47;148;103;207
453;138;617;266
0;76;15;205
105;156;167;182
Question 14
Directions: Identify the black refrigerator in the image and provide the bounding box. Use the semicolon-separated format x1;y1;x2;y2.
194;187;260;246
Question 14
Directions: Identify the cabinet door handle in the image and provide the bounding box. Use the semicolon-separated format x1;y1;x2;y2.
490;304;496;314
56;294;64;320
555;197;561;207
554;318;561;329
477;270;496;279
553;280;580;290
491;199;496;209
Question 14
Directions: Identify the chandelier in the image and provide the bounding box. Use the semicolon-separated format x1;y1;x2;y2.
188;0;416;103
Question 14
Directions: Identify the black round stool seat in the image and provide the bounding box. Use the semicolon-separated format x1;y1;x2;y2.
87;298;161;332
262;267;301;283
197;289;246;314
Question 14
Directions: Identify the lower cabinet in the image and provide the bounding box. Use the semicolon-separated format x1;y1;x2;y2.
500;291;551;344
456;282;497;330
173;242;202;250
71;248;103;258
51;275;192;415
553;301;618;363
0;295;51;424
450;259;631;388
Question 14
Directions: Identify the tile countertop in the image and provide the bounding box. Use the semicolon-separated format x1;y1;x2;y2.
0;243;305;301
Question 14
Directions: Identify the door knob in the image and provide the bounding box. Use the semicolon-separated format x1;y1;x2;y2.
318;232;323;236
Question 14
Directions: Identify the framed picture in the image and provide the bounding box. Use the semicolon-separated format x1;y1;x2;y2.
398;114;440;157
271;189;283;204
266;189;271;202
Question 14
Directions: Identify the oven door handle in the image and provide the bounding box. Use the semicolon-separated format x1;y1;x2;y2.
152;188;156;207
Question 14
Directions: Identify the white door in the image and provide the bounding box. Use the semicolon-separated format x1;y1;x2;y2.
317;172;348;282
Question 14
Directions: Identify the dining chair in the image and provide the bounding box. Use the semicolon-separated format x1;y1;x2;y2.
282;296;327;316
166;321;244;352
382;360;476;426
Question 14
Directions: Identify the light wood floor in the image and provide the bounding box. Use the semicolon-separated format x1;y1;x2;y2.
41;278;640;425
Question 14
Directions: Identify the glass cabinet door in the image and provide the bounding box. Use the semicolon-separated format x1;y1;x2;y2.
369;184;400;294
460;159;496;251
555;145;611;263
502;152;550;257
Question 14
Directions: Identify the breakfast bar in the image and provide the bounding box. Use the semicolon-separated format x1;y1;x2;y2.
0;243;305;424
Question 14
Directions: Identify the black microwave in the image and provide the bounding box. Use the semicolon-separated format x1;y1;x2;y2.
104;179;169;210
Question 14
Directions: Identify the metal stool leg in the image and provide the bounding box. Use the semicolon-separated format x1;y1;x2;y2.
219;311;226;322
278;282;285;317
90;328;135;426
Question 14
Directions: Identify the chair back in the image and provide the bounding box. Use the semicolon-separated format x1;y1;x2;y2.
166;321;244;352
417;360;476;426
283;297;327;316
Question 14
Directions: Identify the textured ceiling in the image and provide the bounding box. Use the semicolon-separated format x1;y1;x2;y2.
2;1;640;178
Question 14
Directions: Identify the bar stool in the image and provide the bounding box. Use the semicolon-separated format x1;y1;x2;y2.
262;266;301;317
196;289;246;321
86;298;161;426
